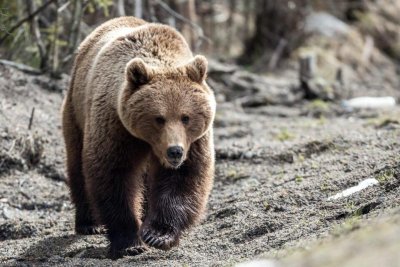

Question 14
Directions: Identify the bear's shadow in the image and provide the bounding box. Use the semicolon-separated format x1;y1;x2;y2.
18;234;108;262
17;228;180;263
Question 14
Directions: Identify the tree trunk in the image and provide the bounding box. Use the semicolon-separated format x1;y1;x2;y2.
26;0;48;70
239;0;307;67
135;0;143;18
117;0;126;16
68;0;83;56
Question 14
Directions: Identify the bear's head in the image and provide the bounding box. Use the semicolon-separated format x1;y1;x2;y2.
118;55;215;169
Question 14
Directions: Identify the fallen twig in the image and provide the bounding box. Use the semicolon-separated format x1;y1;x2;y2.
0;59;42;75
28;107;35;131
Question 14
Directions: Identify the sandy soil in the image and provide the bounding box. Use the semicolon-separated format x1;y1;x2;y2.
0;63;399;266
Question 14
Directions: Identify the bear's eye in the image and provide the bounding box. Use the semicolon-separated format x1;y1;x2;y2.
181;115;190;125
155;116;166;125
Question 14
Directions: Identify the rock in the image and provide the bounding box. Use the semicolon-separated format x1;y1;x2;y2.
357;0;400;61
2;207;16;220
243;151;254;159
0;221;39;241
305;77;336;101
296;7;400;98
298;51;348;101
208;59;238;75
207;60;300;105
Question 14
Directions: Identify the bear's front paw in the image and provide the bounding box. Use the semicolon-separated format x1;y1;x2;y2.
140;224;180;250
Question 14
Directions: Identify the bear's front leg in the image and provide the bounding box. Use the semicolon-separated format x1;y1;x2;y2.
140;134;214;250
83;129;150;259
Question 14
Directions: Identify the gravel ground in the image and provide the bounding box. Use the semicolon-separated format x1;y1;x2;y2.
0;63;399;266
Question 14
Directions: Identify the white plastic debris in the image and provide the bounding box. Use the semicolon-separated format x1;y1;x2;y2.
328;178;379;200
305;12;349;37
342;96;396;109
236;259;280;267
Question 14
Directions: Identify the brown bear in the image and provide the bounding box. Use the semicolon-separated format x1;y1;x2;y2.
61;16;216;259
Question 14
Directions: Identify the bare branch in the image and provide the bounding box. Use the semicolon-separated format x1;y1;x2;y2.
58;1;71;13
155;0;211;50
0;0;57;45
0;59;42;75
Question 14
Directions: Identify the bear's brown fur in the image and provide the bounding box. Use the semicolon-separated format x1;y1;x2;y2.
61;17;216;258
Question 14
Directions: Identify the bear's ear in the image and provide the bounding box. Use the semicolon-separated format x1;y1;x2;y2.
184;55;208;84
125;58;152;88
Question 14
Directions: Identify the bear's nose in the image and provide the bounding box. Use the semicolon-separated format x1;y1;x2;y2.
167;146;183;160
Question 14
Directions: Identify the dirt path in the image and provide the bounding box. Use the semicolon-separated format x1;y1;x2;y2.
0;64;399;266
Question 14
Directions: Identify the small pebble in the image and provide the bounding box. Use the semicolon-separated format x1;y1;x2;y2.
243;151;253;159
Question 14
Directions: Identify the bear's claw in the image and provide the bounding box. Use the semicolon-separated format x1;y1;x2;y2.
140;227;179;250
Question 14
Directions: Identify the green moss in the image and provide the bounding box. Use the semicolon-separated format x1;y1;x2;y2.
308;99;330;111
366;117;400;128
263;201;270;211
276;128;295;141
311;161;320;170
227;169;238;179
357;12;376;30
332;216;361;237
320;182;330;192
297;153;305;162
376;169;395;184
345;201;356;210
226;169;249;180
295;174;303;183
317;115;327;125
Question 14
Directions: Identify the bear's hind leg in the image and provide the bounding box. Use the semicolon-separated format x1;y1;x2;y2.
62;101;102;235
